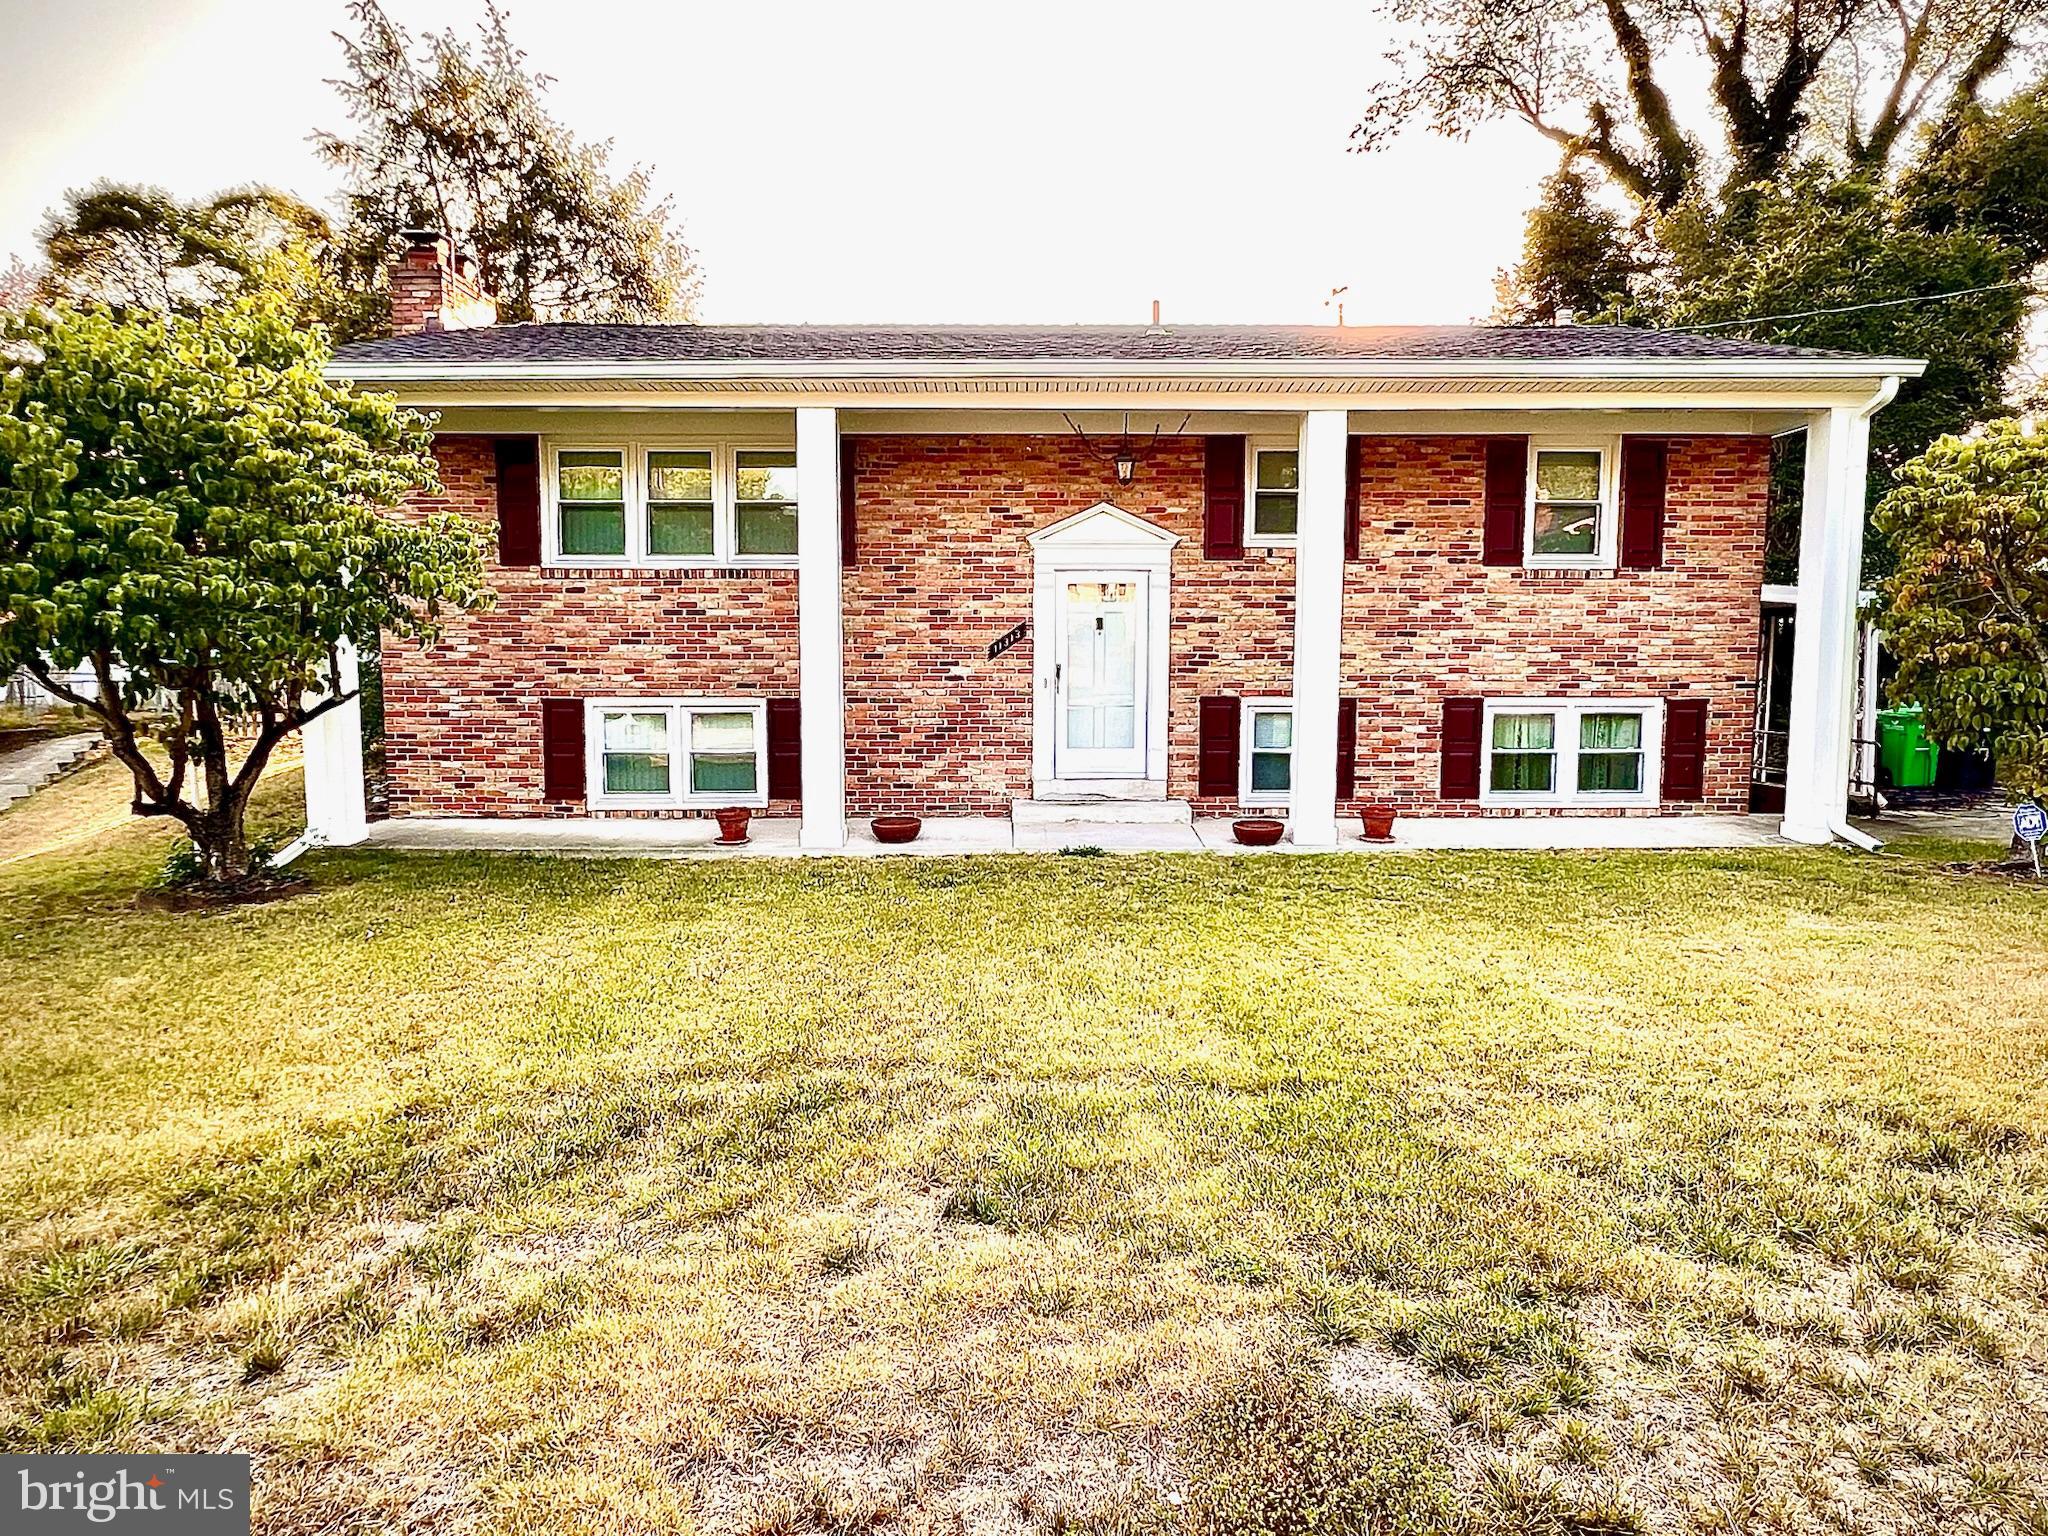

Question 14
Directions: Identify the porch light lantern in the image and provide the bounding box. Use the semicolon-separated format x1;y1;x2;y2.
1063;411;1190;490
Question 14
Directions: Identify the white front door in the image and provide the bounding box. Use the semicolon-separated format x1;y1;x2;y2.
1055;573;1148;779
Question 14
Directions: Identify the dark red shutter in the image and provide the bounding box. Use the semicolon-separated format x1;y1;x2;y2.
1481;437;1526;567
1440;697;1483;799
1620;437;1668;570
1336;697;1358;801
540;698;584;800
1203;436;1245;560
1198;696;1240;796
1343;436;1363;561
1663;697;1708;801
767;698;803;801
495;436;541;567
839;438;857;569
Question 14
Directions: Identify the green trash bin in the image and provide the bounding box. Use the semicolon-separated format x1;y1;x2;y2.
1876;706;1941;788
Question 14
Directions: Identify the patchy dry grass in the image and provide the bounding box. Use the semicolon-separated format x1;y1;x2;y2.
0;772;2043;1535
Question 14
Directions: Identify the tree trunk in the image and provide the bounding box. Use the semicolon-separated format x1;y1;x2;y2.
194;793;254;884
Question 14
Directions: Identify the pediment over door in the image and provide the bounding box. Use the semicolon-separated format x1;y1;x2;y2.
1027;502;1182;549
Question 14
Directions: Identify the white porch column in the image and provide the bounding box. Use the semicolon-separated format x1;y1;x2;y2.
1289;410;1349;847
302;640;367;847
1781;405;1870;843
796;406;847;849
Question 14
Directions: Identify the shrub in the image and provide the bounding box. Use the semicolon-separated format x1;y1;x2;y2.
1185;1354;1456;1536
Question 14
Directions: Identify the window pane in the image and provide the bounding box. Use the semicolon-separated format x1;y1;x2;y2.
1255;450;1299;491
1253;492;1298;535
737;501;799;555
1578;751;1642;793
606;752;671;794
649;501;714;556
602;710;670;795
1490;752;1554;793
1535;450;1601;503
646;450;712;502
1580;712;1642;751
1251;750;1292;792
1492;713;1555;751
561;502;625;555
1532;501;1599;556
1251;710;1293;751
689;712;757;795
604;711;667;752
691;711;755;755
735;450;797;503
691;754;757;794
557;451;624;502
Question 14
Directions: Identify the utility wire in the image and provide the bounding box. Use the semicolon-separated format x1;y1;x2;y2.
1662;279;2032;332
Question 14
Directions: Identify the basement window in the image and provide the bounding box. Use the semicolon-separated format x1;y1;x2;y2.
1240;699;1294;806
1480;698;1661;808
586;699;767;810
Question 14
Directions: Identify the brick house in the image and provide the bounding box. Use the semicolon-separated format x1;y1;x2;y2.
309;233;1920;851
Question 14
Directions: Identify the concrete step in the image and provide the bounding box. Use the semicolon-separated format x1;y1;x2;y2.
1012;796;1192;827
0;733;97;809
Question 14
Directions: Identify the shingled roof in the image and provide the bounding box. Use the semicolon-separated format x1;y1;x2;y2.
331;322;1886;368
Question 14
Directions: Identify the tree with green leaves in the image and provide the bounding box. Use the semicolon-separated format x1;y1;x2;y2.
314;0;700;325
1874;420;2048;832
1355;0;2048;212
0;299;490;885
1364;0;2047;471
34;182;382;340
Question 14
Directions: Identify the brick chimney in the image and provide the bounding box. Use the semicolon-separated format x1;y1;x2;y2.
388;230;498;335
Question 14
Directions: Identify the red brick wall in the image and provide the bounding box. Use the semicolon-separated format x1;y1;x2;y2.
380;435;800;818
844;436;1292;816
381;430;1765;821
1340;435;1766;815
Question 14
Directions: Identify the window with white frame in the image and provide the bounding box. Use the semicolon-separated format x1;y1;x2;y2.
587;699;767;809
545;441;799;565
1481;699;1659;807
1241;700;1294;805
646;449;715;556
734;449;799;557
1247;444;1300;543
1525;442;1617;566
556;448;629;557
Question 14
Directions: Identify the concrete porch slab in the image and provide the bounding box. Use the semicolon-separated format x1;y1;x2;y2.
358;812;1792;858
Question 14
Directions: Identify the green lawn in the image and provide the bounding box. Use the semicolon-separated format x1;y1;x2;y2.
2;761;2045;1535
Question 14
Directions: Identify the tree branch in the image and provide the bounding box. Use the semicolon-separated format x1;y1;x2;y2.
1599;0;1700;207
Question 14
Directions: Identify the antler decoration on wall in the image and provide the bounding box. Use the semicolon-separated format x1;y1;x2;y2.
1061;412;1193;486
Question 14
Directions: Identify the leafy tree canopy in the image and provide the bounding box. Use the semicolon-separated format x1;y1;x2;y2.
314;0;701;325
0;298;490;882
34;182;382;340
1356;0;2048;210
1874;419;2048;805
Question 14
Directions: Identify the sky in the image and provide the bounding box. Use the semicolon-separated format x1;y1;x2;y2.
0;0;1562;326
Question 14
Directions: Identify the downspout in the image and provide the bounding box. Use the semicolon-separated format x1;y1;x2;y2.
1829;374;1902;853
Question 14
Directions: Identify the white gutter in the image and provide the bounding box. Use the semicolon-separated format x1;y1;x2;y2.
323;354;1928;386
1831;373;1902;854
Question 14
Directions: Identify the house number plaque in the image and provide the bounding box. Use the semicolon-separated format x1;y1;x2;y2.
987;622;1028;660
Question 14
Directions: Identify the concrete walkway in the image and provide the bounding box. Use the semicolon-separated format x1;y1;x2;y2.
361;812;1794;859
0;734;97;811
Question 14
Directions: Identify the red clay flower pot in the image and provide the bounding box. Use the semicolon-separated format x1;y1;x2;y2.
1232;816;1285;847
1360;804;1397;842
871;814;923;845
714;806;753;844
